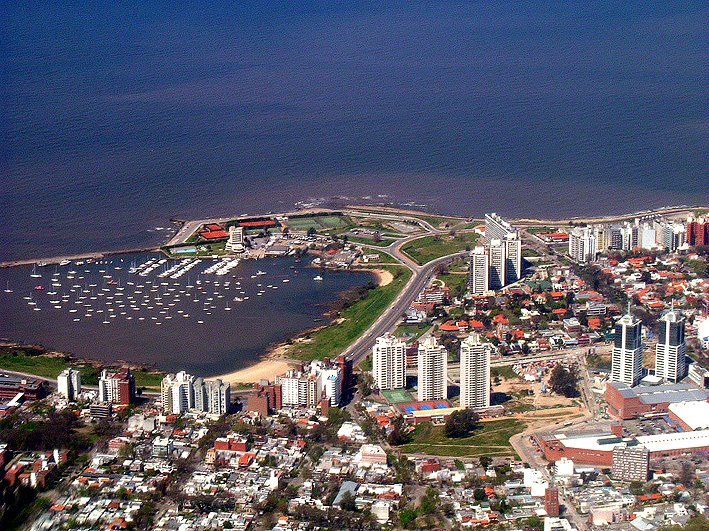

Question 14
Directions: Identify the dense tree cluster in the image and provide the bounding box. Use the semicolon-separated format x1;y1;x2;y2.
0;411;89;453
445;408;480;438
549;364;580;398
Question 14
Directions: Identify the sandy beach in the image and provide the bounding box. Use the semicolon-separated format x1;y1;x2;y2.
371;268;394;286
214;357;292;385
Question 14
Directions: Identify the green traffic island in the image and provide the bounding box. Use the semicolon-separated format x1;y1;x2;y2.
346;235;397;247
0;343;165;391
287;265;412;361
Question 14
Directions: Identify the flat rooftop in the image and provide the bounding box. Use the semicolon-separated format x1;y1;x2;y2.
554;429;709;453
609;381;709;405
668;401;709;431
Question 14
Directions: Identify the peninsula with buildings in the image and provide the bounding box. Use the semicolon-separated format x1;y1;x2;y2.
1;204;709;530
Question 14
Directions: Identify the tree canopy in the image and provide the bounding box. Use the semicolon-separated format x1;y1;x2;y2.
445;408;480;438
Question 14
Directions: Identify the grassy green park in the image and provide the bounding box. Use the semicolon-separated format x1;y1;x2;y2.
400;418;525;458
401;233;479;265
289;266;412;361
0;348;165;391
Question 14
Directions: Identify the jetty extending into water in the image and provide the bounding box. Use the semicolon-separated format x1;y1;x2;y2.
3;204;706;269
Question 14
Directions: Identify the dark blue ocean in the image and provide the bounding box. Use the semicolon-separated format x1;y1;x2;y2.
2;1;707;261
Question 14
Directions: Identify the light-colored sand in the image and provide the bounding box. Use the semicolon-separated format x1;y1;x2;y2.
214;358;292;385
372;268;394;286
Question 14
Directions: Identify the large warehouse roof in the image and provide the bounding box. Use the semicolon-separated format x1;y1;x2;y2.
668;401;709;431
608;382;709;405
553;429;709;454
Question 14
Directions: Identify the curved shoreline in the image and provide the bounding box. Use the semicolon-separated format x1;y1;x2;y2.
210;267;392;384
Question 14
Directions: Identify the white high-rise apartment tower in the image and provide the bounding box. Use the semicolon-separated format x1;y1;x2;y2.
459;333;491;408
568;227;597;263
611;306;643;387
417;336;448;401
57;368;81;401
161;371;196;414
655;311;687;383
468;247;489;295
372;333;407;390
488;239;506;290
504;235;522;285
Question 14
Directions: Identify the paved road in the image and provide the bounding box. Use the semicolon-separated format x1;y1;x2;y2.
342;251;468;366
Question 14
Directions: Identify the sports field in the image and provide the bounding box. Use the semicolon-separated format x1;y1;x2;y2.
286;215;352;232
382;388;414;404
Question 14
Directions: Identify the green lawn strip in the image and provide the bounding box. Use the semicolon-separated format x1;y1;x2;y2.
401;233;479;265
289;266;412;361
0;353;164;391
347;236;396;247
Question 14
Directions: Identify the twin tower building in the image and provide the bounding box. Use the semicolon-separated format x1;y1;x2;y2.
372;333;492;408
611;307;687;387
469;213;522;294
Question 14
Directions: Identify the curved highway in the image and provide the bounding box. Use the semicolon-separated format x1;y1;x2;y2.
342;249;468;366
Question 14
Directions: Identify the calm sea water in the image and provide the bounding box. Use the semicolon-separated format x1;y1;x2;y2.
0;254;373;375
1;1;707;263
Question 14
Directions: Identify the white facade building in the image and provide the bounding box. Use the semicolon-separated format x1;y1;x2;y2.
568;227;597;263
459;333;491;408
161;371;196;414
504;235;522;285
468;246;489;295
276;360;342;407
225;225;245;253
488;239;506;290
161;372;230;415
417;336;448;401
57;368;81;401
372;333;407;390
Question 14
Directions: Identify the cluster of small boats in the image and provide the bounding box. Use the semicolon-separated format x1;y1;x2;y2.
2;255;324;326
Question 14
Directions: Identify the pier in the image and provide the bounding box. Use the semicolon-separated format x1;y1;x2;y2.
0;247;161;269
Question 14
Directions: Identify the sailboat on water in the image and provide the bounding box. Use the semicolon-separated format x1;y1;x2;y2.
30;264;42;278
3;281;12;293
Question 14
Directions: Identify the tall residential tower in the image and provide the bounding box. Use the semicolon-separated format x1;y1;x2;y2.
655;311;687;383
459;333;491;408
372;333;407;390
417;336;448;401
611;308;643;387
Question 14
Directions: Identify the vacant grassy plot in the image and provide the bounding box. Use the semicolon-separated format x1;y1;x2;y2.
0;353;75;381
401;418;525;457
0;352;164;390
402;233;479;265
290;266;412;360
